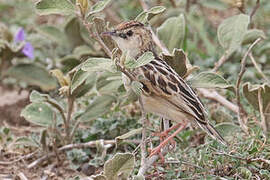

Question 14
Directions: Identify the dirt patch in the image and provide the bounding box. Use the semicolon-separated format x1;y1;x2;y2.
0;85;30;126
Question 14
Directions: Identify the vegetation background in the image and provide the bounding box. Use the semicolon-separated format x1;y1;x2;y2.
0;0;269;179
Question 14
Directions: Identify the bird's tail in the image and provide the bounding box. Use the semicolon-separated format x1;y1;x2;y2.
198;122;228;146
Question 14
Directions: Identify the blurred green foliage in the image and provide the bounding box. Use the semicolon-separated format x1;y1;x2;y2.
0;0;270;179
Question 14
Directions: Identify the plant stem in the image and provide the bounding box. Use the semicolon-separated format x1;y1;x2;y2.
66;96;75;143
235;37;262;133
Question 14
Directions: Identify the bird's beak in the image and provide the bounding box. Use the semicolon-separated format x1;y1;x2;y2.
101;31;117;37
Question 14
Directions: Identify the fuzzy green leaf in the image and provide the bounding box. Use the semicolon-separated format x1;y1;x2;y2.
21;102;54;127
36;0;76;15
87;0;111;16
71;69;92;95
104;153;135;180
217;14;250;55
5;64;57;91
188;72;232;89
135;6;166;23
242;29;265;45
157;14;185;52
79;95;116;122
65;17;85;48
37;25;68;45
116;128;142;142
125;52;155;69
81;58;114;72
131;81;143;96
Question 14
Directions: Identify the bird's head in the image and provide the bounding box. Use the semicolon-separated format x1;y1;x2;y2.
102;21;154;58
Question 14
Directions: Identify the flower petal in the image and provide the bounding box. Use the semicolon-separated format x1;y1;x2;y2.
22;42;34;60
15;28;25;42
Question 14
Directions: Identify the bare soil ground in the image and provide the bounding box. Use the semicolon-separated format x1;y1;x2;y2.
0;85;84;180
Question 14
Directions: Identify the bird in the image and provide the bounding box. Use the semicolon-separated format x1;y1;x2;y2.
102;20;227;157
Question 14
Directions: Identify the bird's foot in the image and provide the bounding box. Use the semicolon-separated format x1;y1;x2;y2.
149;122;187;161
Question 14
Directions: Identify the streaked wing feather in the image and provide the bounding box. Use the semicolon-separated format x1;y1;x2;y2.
137;57;207;124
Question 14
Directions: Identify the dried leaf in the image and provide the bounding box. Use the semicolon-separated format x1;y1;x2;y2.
161;48;188;77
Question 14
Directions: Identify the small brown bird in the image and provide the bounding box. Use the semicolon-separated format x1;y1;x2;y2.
103;21;227;156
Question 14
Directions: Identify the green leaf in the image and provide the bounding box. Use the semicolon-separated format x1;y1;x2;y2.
79;95;116;122
35;0;76;15
4;64;57;91
242;29;265;45
71;69;92;95
81;58;114;72
97;78;123;94
21;102;54;127
135;6;166;23
104;153;135;180
125;52;155;69
30;90;48;102
188;72;232;89
135;12;148;23
37;25;68;45
131;81;143;96
147;6;166;20
87;0;111;17
65;17;85;48
115;128;142;142
157;14;185;53
161;48;187;77
29;91;65;115
217;14;250;55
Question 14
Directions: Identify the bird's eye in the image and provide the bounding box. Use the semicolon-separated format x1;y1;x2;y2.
119;33;127;39
127;30;133;36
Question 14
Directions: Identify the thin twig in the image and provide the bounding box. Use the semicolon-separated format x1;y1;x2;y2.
258;88;267;132
0;150;39;165
66;96;74;143
198;88;239;114
17;172;29;180
139;0;170;55
249;53;270;83
138;97;147;168
235;38;262;133
250;0;260;22
169;0;177;8
27;139;138;169
214;151;270;165
213;54;228;72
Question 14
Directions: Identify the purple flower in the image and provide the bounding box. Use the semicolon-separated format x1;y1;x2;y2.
14;28;34;60
15;28;25;42
22;42;34;60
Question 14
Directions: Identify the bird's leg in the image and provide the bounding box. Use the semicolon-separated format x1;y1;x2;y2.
153;123;181;140
149;122;187;158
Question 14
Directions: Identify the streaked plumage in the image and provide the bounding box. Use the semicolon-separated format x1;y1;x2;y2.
103;21;227;146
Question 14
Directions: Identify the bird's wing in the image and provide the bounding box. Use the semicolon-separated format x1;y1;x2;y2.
138;57;208;124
